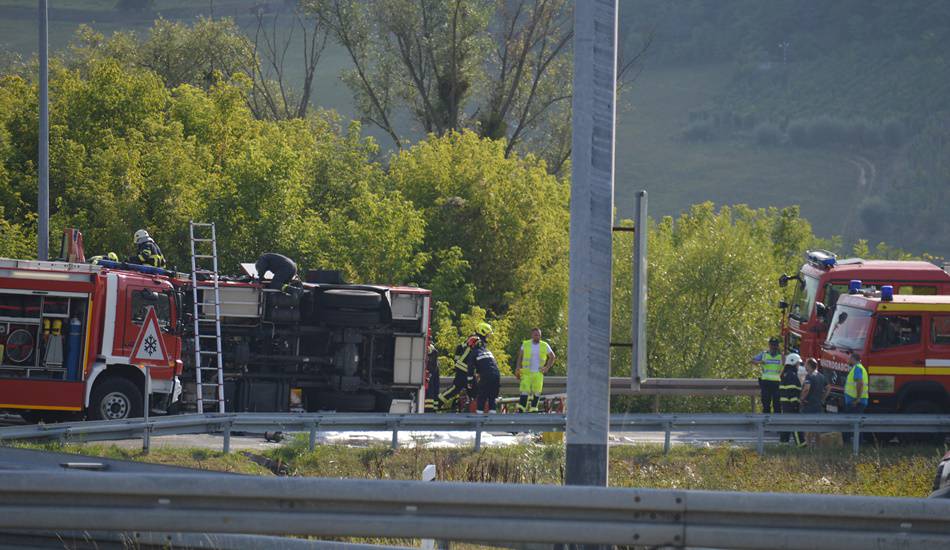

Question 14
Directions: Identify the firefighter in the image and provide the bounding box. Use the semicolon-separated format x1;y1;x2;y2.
463;322;500;414
751;336;782;414
424;344;441;413
514;328;555;412
131;229;166;268
254;252;298;291
779;353;804;446
434;333;481;411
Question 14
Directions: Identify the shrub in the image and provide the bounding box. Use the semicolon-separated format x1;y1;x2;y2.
807;115;849;146
787;119;809;146
683;120;715;142
753;122;783;146
883;119;905;148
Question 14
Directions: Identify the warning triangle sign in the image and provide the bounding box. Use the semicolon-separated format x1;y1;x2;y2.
129;306;169;367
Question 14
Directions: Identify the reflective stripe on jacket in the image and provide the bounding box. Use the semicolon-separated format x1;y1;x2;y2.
760;352;782;381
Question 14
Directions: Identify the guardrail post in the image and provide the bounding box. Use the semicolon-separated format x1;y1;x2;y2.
852;420;861;456
663;422;671;454
756;417;765;454
222;421;231;454
391;422;399;450
474;419;483;452
750;395;756;413
653;395;661;413
308;422;318;451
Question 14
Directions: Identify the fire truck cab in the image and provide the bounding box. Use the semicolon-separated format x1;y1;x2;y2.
819;287;950;415
780;250;950;360
0;259;182;421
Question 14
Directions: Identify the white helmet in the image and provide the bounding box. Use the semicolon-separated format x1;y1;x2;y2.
134;229;151;244
784;352;803;367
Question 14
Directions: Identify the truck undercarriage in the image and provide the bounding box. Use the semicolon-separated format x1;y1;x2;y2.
180;279;428;413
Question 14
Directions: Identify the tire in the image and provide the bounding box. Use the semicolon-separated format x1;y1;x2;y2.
89;377;143;421
899;400;947;444
318;289;382;310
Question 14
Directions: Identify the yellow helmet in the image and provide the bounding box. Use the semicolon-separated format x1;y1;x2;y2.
475;322;493;337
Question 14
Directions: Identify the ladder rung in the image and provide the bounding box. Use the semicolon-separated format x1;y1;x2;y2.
196;318;219;323
193;255;216;259
192;238;214;242
191;222;214;227
199;350;220;355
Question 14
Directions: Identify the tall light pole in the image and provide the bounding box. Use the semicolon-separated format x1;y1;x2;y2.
38;0;49;260
566;0;617;488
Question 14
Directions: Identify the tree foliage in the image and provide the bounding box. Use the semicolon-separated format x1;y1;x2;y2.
306;0;574;164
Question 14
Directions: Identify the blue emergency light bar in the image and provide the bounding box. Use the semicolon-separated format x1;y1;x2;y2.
881;285;894;301
849;280;862;294
806;249;837;269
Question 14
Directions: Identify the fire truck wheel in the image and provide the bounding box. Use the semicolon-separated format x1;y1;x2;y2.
318;289;382;310
90;378;143;421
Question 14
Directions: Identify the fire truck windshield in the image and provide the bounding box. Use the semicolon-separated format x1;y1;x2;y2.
826;304;873;351
790;274;820;322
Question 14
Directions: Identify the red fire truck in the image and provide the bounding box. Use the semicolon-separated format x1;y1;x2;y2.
0;258;182;421
819;287;950;415
0;242;431;420
780;250;950;360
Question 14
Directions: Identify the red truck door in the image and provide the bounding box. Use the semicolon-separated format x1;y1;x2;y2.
867;312;924;396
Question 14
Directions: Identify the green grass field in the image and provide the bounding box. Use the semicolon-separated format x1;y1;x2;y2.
12;439;946;498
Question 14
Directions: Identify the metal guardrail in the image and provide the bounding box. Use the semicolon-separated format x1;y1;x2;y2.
452;376;761;396
0;471;948;549
1;412;947;455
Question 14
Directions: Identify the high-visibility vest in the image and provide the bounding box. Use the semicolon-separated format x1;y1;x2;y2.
521;340;550;370
760;352;782;381
845;362;869;400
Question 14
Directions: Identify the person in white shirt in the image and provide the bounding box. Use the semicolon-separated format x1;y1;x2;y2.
514;328;556;412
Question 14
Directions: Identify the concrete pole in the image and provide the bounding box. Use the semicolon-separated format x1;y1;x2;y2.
631;191;647;389
38;0;50;260
565;0;617;488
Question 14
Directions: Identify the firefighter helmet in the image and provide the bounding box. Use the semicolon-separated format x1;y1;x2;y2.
475;322;493;337
134;229;151;244
784;353;802;367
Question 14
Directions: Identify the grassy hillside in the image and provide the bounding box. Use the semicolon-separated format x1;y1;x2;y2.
615;64;857;236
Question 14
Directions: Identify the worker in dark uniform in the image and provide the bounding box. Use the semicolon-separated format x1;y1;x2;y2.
255;252;298;291
424;344;441;413
779;353;804;446
463;322;500;414
131;229;165;268
435;331;482;411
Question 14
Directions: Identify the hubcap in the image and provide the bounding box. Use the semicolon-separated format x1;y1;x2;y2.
101;391;130;420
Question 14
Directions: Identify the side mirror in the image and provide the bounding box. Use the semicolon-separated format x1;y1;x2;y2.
815;302;827;319
778;300;788;310
778;274;789;288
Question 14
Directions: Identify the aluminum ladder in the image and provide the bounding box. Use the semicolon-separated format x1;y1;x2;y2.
189;221;225;413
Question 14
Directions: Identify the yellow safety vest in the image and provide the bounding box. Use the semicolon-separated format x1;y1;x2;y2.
845;362;869;400
521;340;550;369
760;352;782;381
